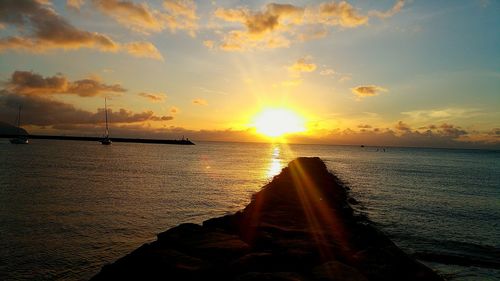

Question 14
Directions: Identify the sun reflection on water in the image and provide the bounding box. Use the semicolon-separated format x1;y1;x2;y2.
266;145;284;178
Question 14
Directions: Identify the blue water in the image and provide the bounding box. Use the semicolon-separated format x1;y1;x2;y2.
0;140;499;280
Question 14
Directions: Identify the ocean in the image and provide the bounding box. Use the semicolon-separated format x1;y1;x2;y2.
0;140;499;280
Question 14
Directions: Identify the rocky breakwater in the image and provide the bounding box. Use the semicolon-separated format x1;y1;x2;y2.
92;157;443;281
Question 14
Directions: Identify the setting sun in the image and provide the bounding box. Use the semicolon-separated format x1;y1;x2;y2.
253;108;306;138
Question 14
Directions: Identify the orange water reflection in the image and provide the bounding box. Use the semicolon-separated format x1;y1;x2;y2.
266;145;284;178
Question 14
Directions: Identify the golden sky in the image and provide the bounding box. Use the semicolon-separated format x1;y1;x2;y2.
0;0;499;148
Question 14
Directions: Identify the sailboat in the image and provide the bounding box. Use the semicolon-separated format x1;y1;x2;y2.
10;106;29;144
100;98;112;145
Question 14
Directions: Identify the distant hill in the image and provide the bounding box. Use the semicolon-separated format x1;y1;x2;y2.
0;121;29;136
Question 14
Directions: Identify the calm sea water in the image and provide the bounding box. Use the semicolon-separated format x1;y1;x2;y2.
0;140;499;280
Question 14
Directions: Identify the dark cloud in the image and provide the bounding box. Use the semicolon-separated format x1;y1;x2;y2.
6;71;126;97
0;91;173;126
0;0;163;59
395;120;411;131
357;124;372;129
67;79;126;97
0;0;117;51
438;123;467;138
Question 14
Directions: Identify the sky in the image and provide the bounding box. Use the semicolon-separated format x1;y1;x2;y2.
0;0;499;148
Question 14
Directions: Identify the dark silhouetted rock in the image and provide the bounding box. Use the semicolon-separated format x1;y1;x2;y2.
92;157;443;281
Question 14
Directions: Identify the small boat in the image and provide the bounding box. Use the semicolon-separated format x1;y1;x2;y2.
10;137;29;144
10;105;29;144
100;98;112;145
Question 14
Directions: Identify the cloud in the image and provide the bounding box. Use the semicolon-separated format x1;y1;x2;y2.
170;106;179;114
1;91;494;148
0;0;162;60
351;85;388;98
358;124;372;129
369;0;405;19
123;41;164;61
6;71;126;97
320;68;335;76
436;123;468;138
92;0;166;34
288;57;317;74
278;57;315;86
287;122;490;148
0;91;173;127
138;92;166;102
210;1;404;51
192;98;207;105
0;0;118;51
213;3;303;51
296;26;328;42
15;113;496;149
215;4;304;34
92;0;199;36
163;0;199;37
395;120;411;131
393;121;467;139
67;0;84;10
316;1;368;27
402;108;484;122
338;74;352;82
203;40;215;49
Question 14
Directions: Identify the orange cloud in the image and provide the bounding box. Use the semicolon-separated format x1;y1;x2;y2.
351;85;388;98
317;1;368;27
288;57;317;73
209;1;404;51
192;98;207;105
67;0;84;10
170;106;180;114
213;3;303;51
92;0;199;36
203;40;215;49
93;0;167;34
123;41;164;61
138;92;166;102
163;0;199;36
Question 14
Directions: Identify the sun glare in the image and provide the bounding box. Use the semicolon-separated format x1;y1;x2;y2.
253;108;306;138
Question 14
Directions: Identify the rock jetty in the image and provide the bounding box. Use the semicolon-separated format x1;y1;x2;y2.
92;157;443;281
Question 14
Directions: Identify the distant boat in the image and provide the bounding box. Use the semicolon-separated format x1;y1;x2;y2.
100;98;112;145
10;105;28;144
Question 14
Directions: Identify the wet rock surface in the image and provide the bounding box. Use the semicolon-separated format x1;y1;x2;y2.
91;157;443;281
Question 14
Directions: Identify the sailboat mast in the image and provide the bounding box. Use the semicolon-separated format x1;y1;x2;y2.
17;105;21;127
105;98;109;137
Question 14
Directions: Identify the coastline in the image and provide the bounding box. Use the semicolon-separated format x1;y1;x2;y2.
91;157;443;281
